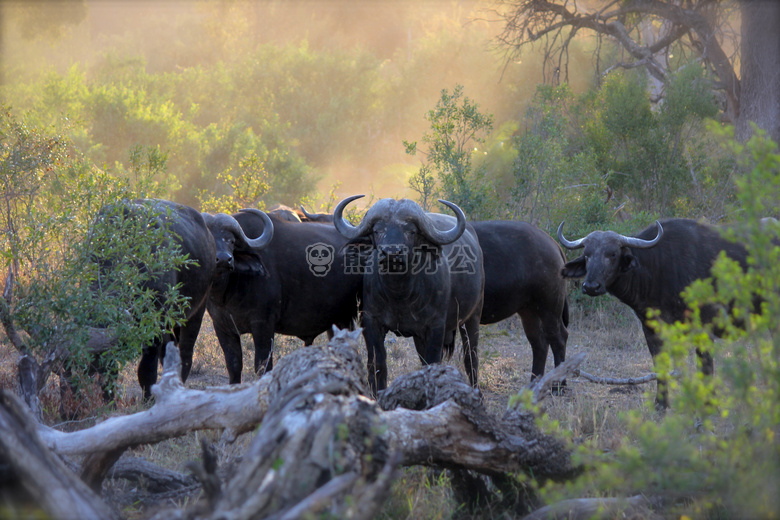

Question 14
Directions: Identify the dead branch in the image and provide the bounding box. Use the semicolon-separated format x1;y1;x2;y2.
38;343;270;459
528;352;586;403
0;390;120;520
574;369;658;385
110;456;198;494
522;494;661;520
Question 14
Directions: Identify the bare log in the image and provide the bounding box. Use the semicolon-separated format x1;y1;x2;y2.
154;328;577;519
38;343;271;458
110;456;198;493
574;369;658;385
193;328;394;520
0;390;120;520
522;494;661;520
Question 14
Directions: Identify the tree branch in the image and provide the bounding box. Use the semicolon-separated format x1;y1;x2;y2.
0;390;120;520
495;0;739;116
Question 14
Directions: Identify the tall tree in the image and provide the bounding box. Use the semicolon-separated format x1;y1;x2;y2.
493;0;780;143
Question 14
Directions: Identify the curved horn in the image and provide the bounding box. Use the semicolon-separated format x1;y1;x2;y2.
299;205;318;220
421;199;466;245
333;195;374;240
618;220;663;249
235;208;274;249
557;221;586;250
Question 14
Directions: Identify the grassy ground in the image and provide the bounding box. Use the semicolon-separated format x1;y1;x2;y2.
0;293;705;519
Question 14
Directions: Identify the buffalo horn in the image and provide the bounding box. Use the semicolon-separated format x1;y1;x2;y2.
557;220;664;250
334;195;378;239
618;221;663;248
299;205;318;220
415;199;467;246
557;221;586;250
237;208;275;249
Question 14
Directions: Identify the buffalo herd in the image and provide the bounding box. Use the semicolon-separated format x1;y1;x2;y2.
99;197;765;409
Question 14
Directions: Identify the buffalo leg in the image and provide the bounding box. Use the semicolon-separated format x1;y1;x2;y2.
361;316;388;396
214;327;243;385
176;304;207;384
412;337;427;365
250;324;275;377
137;342;161;400
544;313;568;367
519;311;549;381
543;307;569;393
642;323;668;410
419;326;446;366
459;315;480;388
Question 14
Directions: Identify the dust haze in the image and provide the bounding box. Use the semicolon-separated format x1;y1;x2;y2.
0;0;591;204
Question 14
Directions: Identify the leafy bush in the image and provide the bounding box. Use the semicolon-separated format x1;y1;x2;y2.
197;153;270;214
405;85;496;218
0;108;191;395
508;84;607;234
507;67;735;238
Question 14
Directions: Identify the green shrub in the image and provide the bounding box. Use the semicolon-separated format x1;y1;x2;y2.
405;85;496;219
0;108;190;394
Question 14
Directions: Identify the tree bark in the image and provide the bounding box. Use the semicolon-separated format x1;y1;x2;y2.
736;0;780;143
109;456;198;493
0;390;120;520
493;0;780;141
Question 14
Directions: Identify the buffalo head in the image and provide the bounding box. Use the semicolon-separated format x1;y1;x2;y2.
334;195;466;274
557;221;663;296
202;209;274;271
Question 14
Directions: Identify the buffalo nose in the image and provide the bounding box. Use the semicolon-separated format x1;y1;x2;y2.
216;253;234;270
582;281;603;296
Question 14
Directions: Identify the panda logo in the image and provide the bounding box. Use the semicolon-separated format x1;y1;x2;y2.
305;242;335;276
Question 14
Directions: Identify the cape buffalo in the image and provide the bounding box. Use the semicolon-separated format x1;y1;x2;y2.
471;221;569;383
205;211;362;384
557;218;750;409
334;195;485;395
96;199;273;400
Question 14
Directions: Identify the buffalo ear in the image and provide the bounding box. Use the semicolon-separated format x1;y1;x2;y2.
561;256;586;279
620;248;639;272
233;251;268;277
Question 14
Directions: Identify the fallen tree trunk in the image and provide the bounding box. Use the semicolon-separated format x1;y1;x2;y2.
39;346;270;457
0;390;120;520
1;327;584;519
522;494;661;520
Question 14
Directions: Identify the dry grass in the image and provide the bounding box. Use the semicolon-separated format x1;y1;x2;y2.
0;295;696;518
